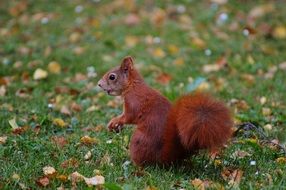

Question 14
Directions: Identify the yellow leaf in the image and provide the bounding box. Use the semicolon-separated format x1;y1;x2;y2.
53;118;67;128
56;174;68;182
48;61;61;74
125;36;139;47
173;58;184;66
33;68;48;80
80;135;98;145
191;178;205;190
276;157;286;164
273;26;286;39
192;37;206;49
152;48;166;58
168;44;179;55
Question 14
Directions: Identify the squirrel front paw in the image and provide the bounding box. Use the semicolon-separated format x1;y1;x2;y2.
107;117;124;132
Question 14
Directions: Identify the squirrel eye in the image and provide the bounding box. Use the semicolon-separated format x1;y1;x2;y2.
109;73;116;81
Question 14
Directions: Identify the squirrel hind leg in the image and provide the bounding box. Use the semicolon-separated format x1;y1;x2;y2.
174;93;233;151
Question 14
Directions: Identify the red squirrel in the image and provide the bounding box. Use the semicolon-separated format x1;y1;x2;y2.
98;56;233;166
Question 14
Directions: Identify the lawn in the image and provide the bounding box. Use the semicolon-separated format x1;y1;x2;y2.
0;0;286;189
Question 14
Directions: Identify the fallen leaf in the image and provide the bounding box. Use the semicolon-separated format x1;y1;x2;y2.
0;136;7;144
191;178;204;190
272;26;286;39
36;176;50;187
69;32;81;43
145;186;158;190
56;174;68;182
248;4;274;18
232;150;251;158
43;166;56;176
173;58;184;66
33;68;48;80
73;46;85;55
48;61;61;74
191;37;206;49
84;151;92;160
151;48;166;58
8;117;20;130
263;124;272;131
84;175;105;186
0;86;6;96
276;157;286;164
150;8;166;26
124;13;140;26
168;44;179;55
125;36;139;47
69;172;84;186
80;136;98;145
221;168;243;187
61;158;79;168
53;118;67;128
202;64;221;73
262;107;271;116
278;62;286;70
60;105;71;115
52;136;68;148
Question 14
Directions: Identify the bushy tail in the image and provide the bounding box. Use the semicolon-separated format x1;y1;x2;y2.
174;93;233;151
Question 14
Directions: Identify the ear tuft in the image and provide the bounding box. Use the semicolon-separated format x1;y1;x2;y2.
120;56;134;73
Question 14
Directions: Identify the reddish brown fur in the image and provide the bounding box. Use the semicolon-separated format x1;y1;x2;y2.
98;56;233;166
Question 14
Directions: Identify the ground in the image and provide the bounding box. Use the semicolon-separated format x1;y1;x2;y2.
0;0;286;189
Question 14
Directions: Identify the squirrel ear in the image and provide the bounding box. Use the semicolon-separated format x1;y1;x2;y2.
120;56;134;73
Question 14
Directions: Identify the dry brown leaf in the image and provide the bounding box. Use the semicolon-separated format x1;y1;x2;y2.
248;4;274;18
232;150;251;158
173;58;184;66
61;158;79;169
221;168;243;186
60;105;71;115
124;13;140;26
36;176;50;187
192;37;206;49
150;8;166;26
191;178;204;189
52;136;68;148
0;136;7;144
0;86;6;97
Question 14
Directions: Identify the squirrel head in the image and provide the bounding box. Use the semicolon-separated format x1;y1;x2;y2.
98;56;136;96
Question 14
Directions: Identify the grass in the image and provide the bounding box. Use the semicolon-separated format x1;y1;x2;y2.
0;0;286;189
